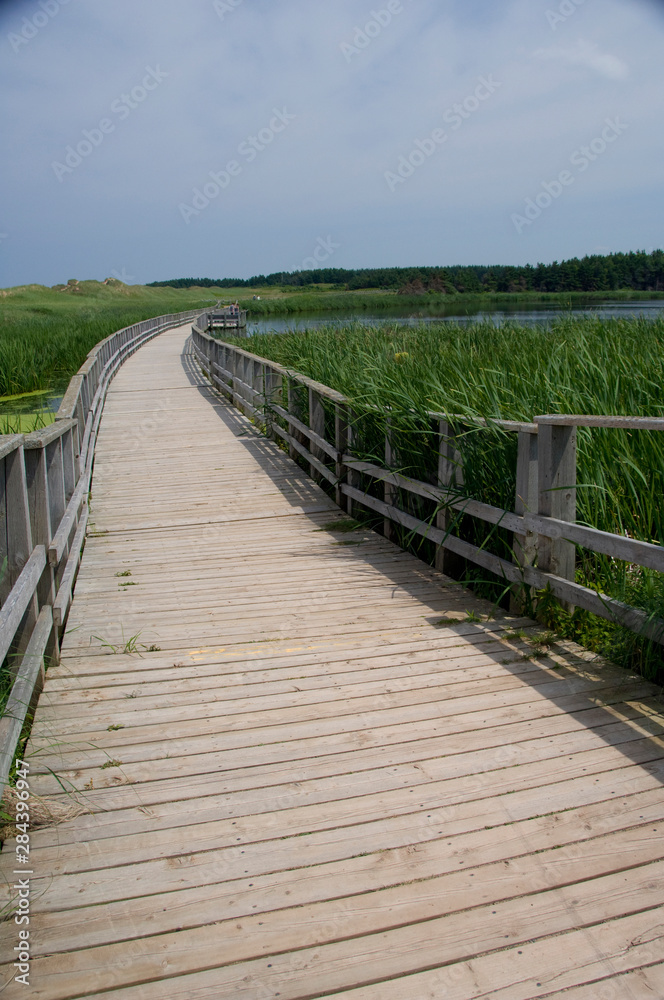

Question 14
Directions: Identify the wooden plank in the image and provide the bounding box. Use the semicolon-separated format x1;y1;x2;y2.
24;735;664;848
536;412;664;430
4;790;662;961
344;455;523;532
271;400;338;461
8;859;664;999
32;661;641;739
26;677;658;781
524;510;664;572
15;901;662;1000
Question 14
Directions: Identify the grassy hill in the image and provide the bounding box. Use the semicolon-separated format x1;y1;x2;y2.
0;279;224;403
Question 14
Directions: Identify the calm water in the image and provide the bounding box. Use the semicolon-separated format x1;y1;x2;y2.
244;299;664;336
0;381;70;428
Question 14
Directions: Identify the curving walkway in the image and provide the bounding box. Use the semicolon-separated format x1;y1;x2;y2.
1;323;664;999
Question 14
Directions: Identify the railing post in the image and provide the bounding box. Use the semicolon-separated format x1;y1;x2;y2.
287;377;307;462
211;338;220;383
345;409;361;518
1;442;34;607
23;440;55;605
511;429;539;611
22;439;58;661
384;416;396;542
253;361;265;426
264;367;282;439
334;404;349;510
435;419;464;577
537;420;577;608
309;388;325;482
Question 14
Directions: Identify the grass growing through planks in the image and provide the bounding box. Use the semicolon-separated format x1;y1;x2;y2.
227;315;664;680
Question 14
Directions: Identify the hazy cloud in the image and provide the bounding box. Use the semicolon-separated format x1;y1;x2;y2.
0;0;661;285
533;40;629;81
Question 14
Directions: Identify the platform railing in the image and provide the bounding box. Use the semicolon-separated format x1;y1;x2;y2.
0;310;200;792
191;322;664;650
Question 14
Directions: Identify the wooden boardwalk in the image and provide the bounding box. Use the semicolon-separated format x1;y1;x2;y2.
2;323;664;999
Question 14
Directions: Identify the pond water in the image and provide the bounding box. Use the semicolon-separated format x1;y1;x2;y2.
244;299;664;336
0;385;66;433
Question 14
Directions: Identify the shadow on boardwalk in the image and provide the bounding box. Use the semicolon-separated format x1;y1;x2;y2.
181;339;664;782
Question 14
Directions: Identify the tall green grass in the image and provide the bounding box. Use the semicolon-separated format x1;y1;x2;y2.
228;316;664;679
0;282;219;397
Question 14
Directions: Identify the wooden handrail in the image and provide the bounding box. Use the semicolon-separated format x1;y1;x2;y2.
191;324;664;648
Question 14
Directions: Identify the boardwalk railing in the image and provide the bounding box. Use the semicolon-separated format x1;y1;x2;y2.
0;310;200;791
191;321;664;648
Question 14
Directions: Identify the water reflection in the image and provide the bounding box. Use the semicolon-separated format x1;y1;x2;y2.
245;299;664;337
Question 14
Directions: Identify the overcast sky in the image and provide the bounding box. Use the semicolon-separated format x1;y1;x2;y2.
1;0;662;287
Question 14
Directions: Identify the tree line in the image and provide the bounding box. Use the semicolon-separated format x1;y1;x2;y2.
147;250;664;294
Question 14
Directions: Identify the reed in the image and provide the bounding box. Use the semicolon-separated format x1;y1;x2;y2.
0;282;218;397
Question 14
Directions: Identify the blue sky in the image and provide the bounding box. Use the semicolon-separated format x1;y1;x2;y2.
1;0;662;286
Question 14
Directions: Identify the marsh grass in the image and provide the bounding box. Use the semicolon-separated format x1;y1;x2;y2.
0;281;220;397
228;315;664;679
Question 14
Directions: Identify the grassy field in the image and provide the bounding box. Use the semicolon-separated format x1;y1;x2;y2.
226;317;664;680
0;280;226;406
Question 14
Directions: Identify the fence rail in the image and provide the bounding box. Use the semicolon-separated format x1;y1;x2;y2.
0;310;200;792
191;321;664;651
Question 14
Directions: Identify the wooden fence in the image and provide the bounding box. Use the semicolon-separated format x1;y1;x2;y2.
191;321;664;649
0;310;200;792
